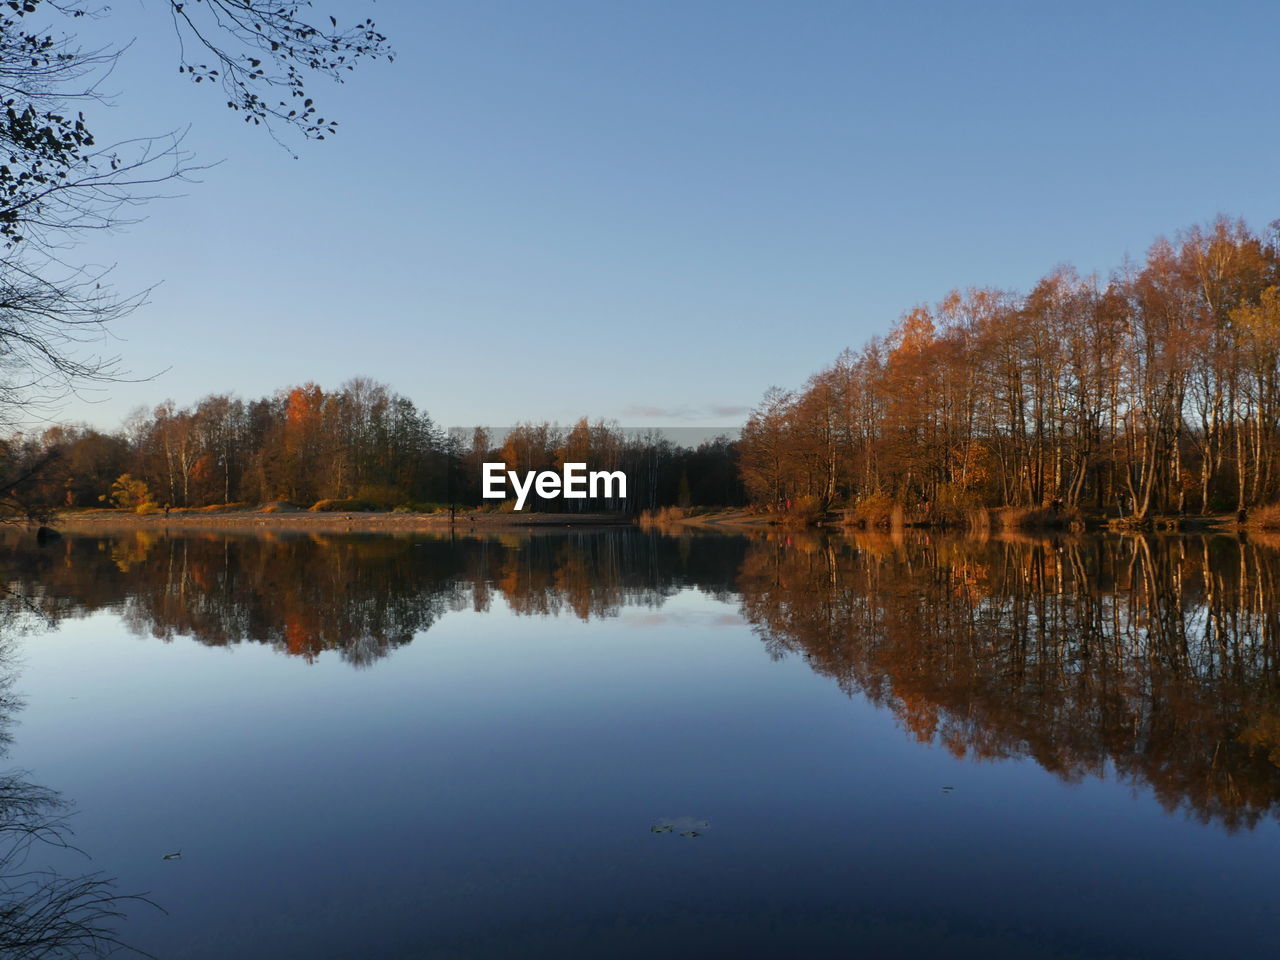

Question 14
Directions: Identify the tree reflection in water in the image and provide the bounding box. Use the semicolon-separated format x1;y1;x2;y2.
0;590;155;958
6;527;1280;833
0;531;744;667
740;531;1280;832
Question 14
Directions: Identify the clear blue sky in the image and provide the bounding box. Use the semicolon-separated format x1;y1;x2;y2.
46;0;1280;431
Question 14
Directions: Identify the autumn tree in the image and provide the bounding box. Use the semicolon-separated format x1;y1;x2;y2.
739;215;1280;522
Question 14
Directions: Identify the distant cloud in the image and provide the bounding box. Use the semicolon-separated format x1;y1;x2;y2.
622;405;693;419
621;403;748;421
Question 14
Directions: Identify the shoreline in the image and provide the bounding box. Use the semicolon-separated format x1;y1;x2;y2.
48;509;634;533
31;507;1255;537
642;507;1247;534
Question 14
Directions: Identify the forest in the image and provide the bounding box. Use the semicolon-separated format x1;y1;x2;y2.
739;215;1280;524
0;378;744;514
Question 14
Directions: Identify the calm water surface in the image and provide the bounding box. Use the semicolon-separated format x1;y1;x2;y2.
3;528;1280;958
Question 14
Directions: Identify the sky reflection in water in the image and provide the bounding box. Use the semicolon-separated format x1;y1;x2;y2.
4;529;1280;959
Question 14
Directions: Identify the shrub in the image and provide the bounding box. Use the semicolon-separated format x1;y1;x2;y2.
310;498;380;512
354;484;408;509
932;483;984;527
102;474;153;511
1248;503;1280;530
995;505;1082;530
785;494;825;524
846;491;897;528
637;506;690;527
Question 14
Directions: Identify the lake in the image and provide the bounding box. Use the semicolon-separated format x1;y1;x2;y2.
3;528;1279;959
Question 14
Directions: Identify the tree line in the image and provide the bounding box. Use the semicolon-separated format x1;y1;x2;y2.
740;215;1280;522
0;378;745;513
